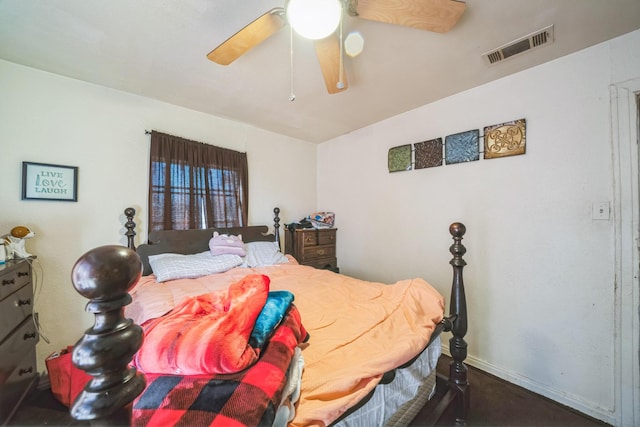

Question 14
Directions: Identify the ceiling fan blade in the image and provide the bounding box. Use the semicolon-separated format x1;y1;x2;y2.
353;0;465;33
314;35;349;95
207;8;286;65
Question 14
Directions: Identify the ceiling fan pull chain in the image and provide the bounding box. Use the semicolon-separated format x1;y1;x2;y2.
289;24;296;102
337;7;345;90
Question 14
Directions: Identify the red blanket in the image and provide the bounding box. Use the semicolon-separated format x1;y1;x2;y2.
134;274;271;375
132;306;307;427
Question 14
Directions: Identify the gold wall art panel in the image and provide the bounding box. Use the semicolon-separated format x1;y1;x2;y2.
484;118;526;159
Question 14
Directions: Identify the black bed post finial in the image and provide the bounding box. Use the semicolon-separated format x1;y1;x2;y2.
273;207;281;249
124;207;136;250
449;222;470;426
70;245;146;423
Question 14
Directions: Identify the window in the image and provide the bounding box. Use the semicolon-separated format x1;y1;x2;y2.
148;131;248;232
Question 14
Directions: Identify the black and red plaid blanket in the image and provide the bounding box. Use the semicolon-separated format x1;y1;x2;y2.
131;306;307;427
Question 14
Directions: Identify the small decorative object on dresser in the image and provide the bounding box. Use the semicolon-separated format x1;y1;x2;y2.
285;227;338;272
3;226;36;259
0;258;39;424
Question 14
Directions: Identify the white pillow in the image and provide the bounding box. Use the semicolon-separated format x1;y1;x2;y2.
149;251;243;282
243;241;289;267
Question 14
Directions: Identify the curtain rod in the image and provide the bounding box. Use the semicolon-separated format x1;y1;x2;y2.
145;130;152;135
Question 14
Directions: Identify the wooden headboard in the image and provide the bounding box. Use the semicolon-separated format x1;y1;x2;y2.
124;207;281;275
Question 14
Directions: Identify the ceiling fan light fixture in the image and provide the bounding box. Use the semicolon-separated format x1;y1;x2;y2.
287;0;342;40
344;31;364;57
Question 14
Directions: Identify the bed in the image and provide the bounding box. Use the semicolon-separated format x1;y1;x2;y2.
68;207;470;426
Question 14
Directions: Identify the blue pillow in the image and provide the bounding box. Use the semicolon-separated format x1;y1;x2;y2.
249;290;295;349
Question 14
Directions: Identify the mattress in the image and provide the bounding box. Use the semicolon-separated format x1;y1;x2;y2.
334;335;441;427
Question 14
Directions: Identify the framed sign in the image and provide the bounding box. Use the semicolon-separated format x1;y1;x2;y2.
22;162;78;201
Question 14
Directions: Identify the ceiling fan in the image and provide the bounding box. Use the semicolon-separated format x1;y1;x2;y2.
206;0;466;95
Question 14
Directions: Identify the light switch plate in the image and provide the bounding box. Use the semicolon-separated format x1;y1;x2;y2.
592;202;610;220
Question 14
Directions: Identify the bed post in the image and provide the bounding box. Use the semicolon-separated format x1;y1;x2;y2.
273;207;281;249
448;222;470;426
69;245;146;423
124;207;136;250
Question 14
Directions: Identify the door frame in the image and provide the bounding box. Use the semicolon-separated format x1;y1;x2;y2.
610;78;640;427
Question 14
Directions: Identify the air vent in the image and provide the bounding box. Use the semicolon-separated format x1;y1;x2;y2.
482;25;554;65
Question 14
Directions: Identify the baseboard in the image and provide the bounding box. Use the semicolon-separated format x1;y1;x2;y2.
440;346;616;426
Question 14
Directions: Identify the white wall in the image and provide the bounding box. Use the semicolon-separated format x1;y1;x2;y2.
0;59;317;371
318;29;640;425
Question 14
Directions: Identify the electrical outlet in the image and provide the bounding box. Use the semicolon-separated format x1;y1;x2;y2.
592;202;610;220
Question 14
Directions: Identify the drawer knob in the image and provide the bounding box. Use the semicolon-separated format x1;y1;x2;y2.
17;298;32;306
19;367;33;376
2;279;15;286
17;272;29;277
317;249;325;255
23;332;36;340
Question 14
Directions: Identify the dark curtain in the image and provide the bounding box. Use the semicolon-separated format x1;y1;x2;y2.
149;131;248;232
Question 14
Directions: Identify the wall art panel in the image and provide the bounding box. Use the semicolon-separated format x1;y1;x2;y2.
445;130;479;165
484;118;526;159
415;138;443;169
388;144;413;172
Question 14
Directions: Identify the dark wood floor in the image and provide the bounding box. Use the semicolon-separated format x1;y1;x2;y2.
410;356;611;427
7;356;611;427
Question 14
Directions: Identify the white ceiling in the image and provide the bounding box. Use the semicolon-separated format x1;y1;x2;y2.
1;0;639;143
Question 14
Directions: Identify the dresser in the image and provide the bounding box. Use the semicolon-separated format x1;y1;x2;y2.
285;228;338;272
0;258;39;424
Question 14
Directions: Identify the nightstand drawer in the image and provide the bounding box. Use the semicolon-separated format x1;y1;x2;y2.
303;245;336;260
318;230;336;245
0;316;39;378
0;347;38;423
0;285;33;341
0;346;37;387
305;257;338;271
302;233;318;246
0;263;31;301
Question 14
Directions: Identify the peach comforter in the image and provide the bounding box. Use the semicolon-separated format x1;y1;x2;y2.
126;262;445;427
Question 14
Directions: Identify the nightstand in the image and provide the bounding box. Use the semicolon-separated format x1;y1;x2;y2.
0;258;39;424
285;228;338;272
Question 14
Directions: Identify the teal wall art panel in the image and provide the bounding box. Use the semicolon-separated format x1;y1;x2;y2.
445;130;479;165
